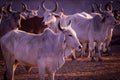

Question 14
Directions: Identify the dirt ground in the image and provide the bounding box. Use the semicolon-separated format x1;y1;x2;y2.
0;45;120;80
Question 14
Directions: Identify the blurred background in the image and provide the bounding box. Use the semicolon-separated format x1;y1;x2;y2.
0;0;120;15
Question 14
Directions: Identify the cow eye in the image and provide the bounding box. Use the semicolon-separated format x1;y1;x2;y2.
68;35;72;37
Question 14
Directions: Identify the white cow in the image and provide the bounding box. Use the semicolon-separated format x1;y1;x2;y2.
41;1;116;61
0;21;82;80
92;2;117;55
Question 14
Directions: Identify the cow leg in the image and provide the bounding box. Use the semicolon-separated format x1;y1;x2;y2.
96;42;103;62
50;73;55;80
12;60;18;80
37;61;45;80
80;42;87;57
105;42;112;56
89;41;96;62
47;67;56;80
4;56;15;80
71;49;76;60
47;72;55;80
38;68;45;80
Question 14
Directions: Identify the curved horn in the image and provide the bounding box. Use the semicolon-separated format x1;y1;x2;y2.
105;1;113;11
91;4;95;12
61;8;64;12
52;1;58;12
41;0;47;11
58;21;64;31
68;20;72;26
21;2;27;12
7;2;14;13
96;3;104;14
36;5;40;11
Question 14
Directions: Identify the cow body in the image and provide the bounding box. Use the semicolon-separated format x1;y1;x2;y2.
42;7;116;61
20;16;47;34
1;22;81;80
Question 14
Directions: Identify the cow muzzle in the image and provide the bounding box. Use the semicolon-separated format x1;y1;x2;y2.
79;45;82;49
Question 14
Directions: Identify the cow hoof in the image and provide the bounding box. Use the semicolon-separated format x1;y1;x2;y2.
71;55;76;61
98;59;103;62
71;57;76;61
108;51;112;56
90;59;96;62
4;71;7;80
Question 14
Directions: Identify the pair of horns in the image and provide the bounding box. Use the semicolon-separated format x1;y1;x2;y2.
91;1;113;13
41;0;58;12
21;2;40;12
58;20;72;31
7;2;26;13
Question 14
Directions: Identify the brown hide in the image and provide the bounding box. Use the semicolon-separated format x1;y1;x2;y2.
20;16;47;34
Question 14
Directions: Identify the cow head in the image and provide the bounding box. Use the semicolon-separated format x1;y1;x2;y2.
112;1;120;25
58;20;82;53
0;4;7;24
21;2;40;18
6;2;26;29
41;0;59;26
96;2;116;28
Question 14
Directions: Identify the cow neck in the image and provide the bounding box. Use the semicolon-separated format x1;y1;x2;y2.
57;32;66;69
0;16;18;34
99;23;109;36
49;19;60;32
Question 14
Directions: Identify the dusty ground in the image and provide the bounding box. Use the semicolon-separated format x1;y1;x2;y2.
0;45;120;80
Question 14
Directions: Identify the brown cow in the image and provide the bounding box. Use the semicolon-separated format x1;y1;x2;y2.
19;3;48;34
20;16;47;34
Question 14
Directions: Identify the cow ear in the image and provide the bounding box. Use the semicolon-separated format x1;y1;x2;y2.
52;13;60;18
1;7;7;16
67;20;72;27
54;15;60;18
21;2;27;12
58;21;64;31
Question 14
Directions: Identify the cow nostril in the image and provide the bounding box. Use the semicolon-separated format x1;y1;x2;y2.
79;45;82;49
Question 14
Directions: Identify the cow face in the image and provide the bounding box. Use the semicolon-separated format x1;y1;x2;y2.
43;10;58;25
6;2;26;29
101;11;116;29
8;12;22;28
96;2;116;27
58;21;82;51
21;2;40;18
41;0;58;25
0;7;7;24
22;10;38;18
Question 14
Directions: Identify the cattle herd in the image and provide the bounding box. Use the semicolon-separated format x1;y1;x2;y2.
0;0;120;80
